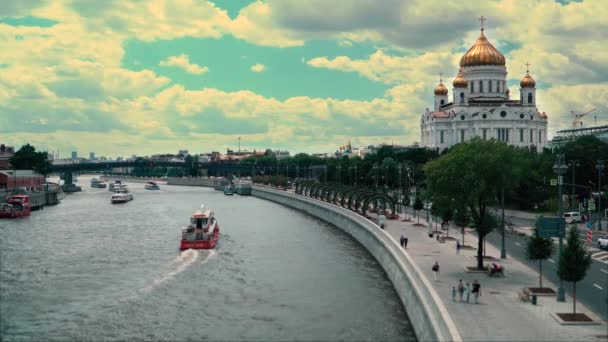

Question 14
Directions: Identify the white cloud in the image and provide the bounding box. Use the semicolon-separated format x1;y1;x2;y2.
159;54;209;75
250;63;266;73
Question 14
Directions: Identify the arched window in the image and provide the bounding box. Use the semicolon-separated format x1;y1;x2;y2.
497;81;500;93
470;81;474;93
460;92;465;103
440;99;445;105
528;93;533;104
489;80;493;93
479;80;483;93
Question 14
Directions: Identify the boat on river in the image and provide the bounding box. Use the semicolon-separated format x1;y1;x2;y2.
180;205;219;250
90;178;107;188
145;181;160;190
111;189;133;204
109;180;127;192
234;178;252;196
0;194;31;218
223;185;234;196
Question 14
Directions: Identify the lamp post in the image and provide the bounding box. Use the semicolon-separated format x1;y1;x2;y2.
398;163;403;215
337;164;341;185
354;163;358;186
568;160;579;209
553;153;568;302
597;160;604;231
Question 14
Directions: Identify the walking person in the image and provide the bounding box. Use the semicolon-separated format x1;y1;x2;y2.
465;282;471;303
456;241;461;255
400;235;405;248
452;286;456;302
472;280;481;304
403;237;408;249
432;261;439;281
457;280;464;302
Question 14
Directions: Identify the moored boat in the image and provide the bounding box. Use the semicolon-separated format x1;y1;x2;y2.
234;178;252;196
0;194;31;218
223;185;234;196
145;181;160;190
111;189;133;204
180;205;219;250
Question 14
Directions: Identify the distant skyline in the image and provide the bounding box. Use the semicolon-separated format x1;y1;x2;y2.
1;0;606;156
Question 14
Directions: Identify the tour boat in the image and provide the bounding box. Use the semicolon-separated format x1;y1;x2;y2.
145;181;160;190
90;178;107;188
223;185;234;196
234;178;252;196
109;180;127;192
110;189;133;204
180;205;220;250
0;194;31;218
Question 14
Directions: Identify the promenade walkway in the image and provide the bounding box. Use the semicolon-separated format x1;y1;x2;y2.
384;217;608;341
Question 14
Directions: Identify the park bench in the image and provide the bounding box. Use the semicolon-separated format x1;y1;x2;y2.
517;288;531;302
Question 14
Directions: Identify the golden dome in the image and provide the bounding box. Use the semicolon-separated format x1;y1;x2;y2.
452;70;468;88
520;73;536;88
434;81;448;95
460;31;505;68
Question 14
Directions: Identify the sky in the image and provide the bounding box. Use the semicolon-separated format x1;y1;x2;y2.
0;0;606;158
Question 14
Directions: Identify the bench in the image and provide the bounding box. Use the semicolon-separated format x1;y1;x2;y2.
517;288;531;302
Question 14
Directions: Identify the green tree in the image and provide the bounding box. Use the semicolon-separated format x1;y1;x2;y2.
425;139;512;269
453;205;470;245
9;144;52;176
413;197;424;224
557;226;592;314
525;228;555;289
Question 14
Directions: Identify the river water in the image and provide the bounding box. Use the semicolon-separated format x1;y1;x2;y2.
1;176;415;341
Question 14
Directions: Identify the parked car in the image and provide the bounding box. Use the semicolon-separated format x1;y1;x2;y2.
563;212;582;224
598;237;608;250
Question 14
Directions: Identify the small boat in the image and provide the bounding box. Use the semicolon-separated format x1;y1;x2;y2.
111;189;133;204
180;205;219;250
0;194;31;218
90;178;107;188
109;180;124;192
145;181;160;190
223;185;234;196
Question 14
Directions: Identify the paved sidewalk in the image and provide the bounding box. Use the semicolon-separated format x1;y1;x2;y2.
384;218;608;341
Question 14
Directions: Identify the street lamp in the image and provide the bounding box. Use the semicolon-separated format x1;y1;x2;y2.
553;153;568;302
568;160;579;209
398;163;403;215
597;160;605;231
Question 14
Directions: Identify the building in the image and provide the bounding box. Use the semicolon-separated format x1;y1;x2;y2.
420;19;548;151
89;152;95;161
549;125;608;148
0;144;15;170
273;150;290;160
0;170;44;191
178;150;189;156
71;151;78;160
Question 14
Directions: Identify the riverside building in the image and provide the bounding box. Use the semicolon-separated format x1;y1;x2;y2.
420;18;548;151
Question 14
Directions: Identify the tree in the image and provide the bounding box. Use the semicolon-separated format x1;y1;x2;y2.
9;144;52;176
413;197;424;224
425;138;514;269
439;205;453;237
525;228;555;289
557;226;592;314
453;205;470;245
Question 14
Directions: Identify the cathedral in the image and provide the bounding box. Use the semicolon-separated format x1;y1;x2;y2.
420;18;548;151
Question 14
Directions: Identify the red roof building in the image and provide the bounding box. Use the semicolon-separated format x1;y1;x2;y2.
0;170;44;191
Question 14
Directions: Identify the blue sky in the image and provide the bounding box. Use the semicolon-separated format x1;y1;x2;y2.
0;0;606;157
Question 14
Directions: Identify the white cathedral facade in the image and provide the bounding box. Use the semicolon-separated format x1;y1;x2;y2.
420;22;548;151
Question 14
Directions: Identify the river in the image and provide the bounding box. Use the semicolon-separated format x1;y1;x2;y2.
1;176;415;341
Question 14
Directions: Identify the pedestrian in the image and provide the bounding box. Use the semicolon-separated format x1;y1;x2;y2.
451;286;456;302
457;279;464;302
432;261;439;281
465;282;471;303
472;280;481;304
400;235;405;247
456;240;461;255
404;237;408;249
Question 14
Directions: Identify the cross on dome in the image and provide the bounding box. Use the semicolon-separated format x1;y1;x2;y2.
479;16;486;33
439;71;444;83
525;62;531;74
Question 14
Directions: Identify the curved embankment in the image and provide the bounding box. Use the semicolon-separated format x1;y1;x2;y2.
252;187;461;342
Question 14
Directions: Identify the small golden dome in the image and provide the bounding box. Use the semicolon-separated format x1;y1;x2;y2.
460;31;505;68
453;70;468;88
434;81;448;95
520;73;536;88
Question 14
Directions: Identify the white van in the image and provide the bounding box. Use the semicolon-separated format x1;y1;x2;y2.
563;212;581;224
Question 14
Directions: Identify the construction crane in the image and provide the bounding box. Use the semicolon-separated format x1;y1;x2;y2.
571;108;596;128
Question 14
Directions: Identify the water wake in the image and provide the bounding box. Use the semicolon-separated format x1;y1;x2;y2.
140;249;203;294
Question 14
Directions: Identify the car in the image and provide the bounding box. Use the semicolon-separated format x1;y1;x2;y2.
599;237;608;250
563;212;581;224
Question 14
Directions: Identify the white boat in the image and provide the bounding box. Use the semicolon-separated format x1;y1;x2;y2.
109;181;127;192
145;181;160;190
111;189;133;204
90;178;107;188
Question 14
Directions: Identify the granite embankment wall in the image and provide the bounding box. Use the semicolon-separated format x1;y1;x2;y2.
252;187;461;342
166;177;215;187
